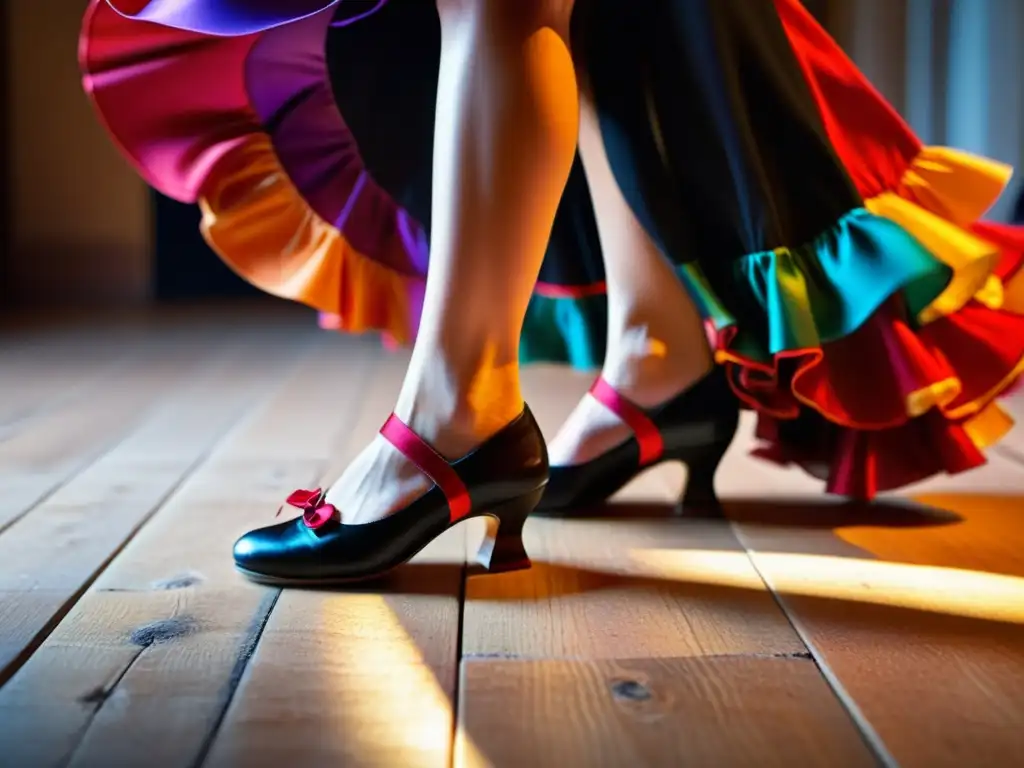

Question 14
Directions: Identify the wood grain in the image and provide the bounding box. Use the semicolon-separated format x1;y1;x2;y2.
0;332;373;768
203;353;465;768
723;412;1024;768
0;321;252;532
457;657;876;767
1;314;1020;766
0;324;133;439
460;368;809;660
0;331;310;683
456;368;873;765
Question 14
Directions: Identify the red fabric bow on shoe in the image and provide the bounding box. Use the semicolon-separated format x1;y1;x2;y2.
278;488;337;530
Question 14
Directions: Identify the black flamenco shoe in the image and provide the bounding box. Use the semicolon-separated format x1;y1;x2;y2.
233;407;549;586
535;366;740;517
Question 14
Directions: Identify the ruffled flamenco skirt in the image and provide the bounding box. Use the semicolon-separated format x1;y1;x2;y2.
81;0;1024;498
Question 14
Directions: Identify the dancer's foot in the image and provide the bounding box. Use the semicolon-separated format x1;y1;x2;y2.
232;359;549;585
325;360;527;526
322;411;516;526
548;324;713;466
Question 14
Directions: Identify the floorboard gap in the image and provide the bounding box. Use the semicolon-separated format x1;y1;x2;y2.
62;646;147;768
192;588;283;768
449;564;468;768
0;444;229;686
728;520;897;768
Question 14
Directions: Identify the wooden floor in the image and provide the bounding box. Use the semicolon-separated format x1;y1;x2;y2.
1;305;1023;768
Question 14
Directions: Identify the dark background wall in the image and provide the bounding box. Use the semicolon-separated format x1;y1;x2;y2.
1;1;9;307
5;0;152;308
152;194;261;301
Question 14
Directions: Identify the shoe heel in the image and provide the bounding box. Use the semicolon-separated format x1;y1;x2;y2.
474;487;544;574
676;441;730;518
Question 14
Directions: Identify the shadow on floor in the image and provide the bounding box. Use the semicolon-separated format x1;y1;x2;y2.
537;495;963;528
285;495;1022;767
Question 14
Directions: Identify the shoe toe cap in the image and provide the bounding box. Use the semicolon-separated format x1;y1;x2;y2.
232;531;265;563
233;523;299;574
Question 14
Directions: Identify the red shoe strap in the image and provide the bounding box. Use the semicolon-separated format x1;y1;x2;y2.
589;378;664;466
380;414;472;523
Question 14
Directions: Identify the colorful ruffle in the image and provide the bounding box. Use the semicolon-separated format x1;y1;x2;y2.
83;0;610;361
714;0;1024;495
81;0;1024;500
82;0;425;342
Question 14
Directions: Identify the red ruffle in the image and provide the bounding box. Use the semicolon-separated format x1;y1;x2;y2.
719;286;1024;498
752;409;985;497
739;0;1024;497
773;0;921;198
80;0;261;202
972;221;1024;282
720;297;1024;428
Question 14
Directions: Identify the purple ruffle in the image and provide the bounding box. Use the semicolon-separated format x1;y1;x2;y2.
106;0;344;35
244;9;429;276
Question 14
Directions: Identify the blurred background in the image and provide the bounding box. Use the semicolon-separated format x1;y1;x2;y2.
1;0;1023;313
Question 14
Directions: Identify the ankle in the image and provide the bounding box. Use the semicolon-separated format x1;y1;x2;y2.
602;321;712;407
395;350;524;455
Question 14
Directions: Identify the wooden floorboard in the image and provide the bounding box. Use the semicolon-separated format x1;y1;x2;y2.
0;304;295;441
458;657;875;768
0;321;256;533
0;313;1022;766
0;329;313;685
455;368;876;766
0;327;133;441
0;331;371;768
202;354;465;768
718;413;1024;768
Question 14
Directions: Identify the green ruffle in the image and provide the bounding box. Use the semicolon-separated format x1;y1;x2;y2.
520;291;607;369
688;208;951;363
519;208;953;370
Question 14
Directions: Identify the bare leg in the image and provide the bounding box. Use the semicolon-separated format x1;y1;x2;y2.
547;85;713;466
326;0;579;523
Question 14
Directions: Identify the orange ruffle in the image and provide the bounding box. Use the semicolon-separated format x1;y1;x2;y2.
896;146;1012;227
198;134;424;343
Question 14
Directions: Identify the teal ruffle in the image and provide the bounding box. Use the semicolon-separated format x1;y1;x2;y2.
522;208;954;370
520;292;607;368
696;208;951;363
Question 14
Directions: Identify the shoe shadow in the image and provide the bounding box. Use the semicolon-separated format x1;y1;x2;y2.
552;495;963;528
457;495;967;602
283;498;962;596
274;563;466;595
721;496;963;529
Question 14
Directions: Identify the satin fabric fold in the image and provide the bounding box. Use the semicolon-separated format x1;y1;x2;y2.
80;0;1024;499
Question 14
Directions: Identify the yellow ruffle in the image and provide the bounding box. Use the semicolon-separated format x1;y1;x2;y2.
197;134;421;343
864;193;1000;323
876;146;1023;436
905;376;961;419
1004;268;1024;314
962;401;1015;451
865;146;1013;324
898;146;1012;227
